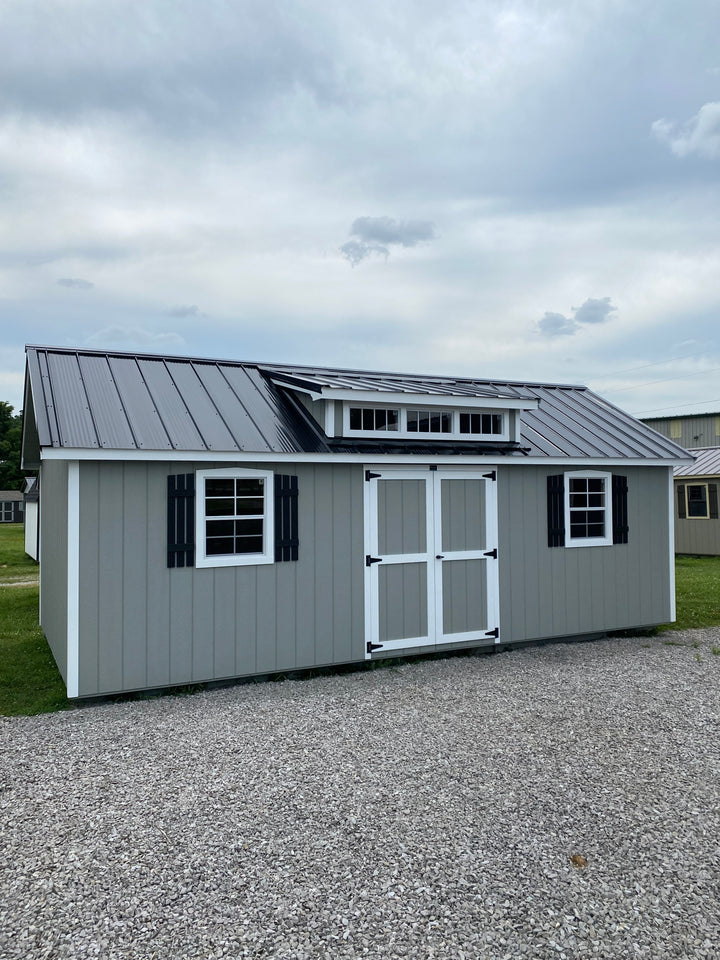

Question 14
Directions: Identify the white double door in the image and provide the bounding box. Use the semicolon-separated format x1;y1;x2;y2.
364;467;499;656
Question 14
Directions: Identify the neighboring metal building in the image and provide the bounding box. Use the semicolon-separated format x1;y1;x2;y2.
642;412;720;450
21;345;691;699
673;447;720;556
0;490;23;523
23;476;39;561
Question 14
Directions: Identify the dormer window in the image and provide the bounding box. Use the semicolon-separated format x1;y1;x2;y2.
349;407;399;432
343;404;509;440
407;410;453;434
459;413;503;436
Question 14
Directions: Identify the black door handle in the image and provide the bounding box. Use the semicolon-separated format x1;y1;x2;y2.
436;554;444;560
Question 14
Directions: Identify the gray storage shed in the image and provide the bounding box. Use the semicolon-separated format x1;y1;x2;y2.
0;490;23;523
21;345;691;699
673;447;720;555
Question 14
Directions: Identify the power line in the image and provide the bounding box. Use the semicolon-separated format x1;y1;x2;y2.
587;350;709;383
631;398;720;416
603;365;720;395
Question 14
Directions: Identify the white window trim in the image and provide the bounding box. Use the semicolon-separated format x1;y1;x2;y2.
195;467;274;568
342;403;509;442
564;470;613;548
685;482;710;519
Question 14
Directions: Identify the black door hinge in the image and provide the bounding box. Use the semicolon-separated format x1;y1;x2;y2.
485;627;499;639
366;555;382;567
365;470;381;481
367;641;384;654
483;470;497;481
483;548;498;559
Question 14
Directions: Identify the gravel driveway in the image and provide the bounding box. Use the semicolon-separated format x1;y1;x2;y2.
2;630;720;960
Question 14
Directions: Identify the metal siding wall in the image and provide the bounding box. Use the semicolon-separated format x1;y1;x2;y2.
39;460;69;682
76;460;364;696
644;416;720;448
497;464;672;642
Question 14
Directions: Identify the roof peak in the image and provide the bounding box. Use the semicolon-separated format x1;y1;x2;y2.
25;344;587;392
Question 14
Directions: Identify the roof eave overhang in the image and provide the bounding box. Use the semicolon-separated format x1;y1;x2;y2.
38;447;690;468
274;384;540;411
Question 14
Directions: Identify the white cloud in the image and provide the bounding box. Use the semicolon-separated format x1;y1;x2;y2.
652;102;720;159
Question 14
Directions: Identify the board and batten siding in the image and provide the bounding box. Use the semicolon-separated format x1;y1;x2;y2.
76;461;365;697
39;459;69;682
497;464;672;642
674;482;720;556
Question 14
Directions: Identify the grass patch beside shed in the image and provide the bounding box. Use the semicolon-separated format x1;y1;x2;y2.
0;523;38;584
661;555;720;632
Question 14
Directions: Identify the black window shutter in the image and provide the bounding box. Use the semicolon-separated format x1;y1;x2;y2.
677;483;686;520
547;474;565;547
709;483;719;520
274;474;299;561
167;474;195;568
612;474;629;544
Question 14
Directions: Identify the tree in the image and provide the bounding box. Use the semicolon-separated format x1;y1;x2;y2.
0;402;24;490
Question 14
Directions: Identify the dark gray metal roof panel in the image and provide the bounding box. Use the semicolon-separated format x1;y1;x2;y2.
195;364;273;453
265;366;534;400
24;346;690;460
107;356;174;450
26;349;53;448
163;360;240;452
77;354;137;449
47;351;99;448
240;366;327;453
136;359;207;451
674;447;720;478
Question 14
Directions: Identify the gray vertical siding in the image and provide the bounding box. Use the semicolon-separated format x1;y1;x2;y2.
497;464;673;642
77;461;365;696
39;460;68;681
674;480;720;555
644;415;720;449
69;458;675;696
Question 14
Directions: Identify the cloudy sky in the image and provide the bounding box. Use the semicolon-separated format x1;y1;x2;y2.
2;0;719;420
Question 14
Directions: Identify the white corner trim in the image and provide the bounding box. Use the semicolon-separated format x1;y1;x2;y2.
66;461;80;698
668;467;676;622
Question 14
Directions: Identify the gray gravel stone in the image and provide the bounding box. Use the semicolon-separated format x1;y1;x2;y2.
2;630;720;959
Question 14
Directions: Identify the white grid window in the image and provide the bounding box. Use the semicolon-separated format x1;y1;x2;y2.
196;469;274;567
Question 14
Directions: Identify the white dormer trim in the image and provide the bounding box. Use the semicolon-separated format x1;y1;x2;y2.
306;388;539;411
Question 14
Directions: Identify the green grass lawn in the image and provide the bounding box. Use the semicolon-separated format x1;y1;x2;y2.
1;514;719;716
0;522;39;583
665;554;720;631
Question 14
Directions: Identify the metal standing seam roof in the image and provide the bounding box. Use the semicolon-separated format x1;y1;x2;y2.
673;447;720;478
24;346;691;462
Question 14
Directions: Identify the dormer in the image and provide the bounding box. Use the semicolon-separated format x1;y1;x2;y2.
267;370;539;447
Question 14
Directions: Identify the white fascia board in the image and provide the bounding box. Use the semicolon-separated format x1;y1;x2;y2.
66;461;80;699
41;448;692;468
316;388;539;411
668;467;676;622
270;380;323;400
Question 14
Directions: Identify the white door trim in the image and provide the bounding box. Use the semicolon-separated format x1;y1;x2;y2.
364;465;499;658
